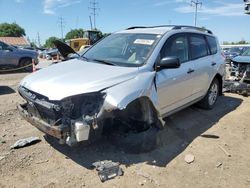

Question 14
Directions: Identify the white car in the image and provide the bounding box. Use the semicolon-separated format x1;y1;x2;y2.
18;25;225;149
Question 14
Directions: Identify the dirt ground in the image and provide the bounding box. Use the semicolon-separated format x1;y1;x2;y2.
0;72;250;188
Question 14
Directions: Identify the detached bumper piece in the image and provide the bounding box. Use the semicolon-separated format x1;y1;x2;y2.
17;103;67;139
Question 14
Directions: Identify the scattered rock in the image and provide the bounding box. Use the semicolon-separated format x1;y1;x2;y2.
184;154;195;164
11;136;41;149
1;140;6;144
0;156;5;161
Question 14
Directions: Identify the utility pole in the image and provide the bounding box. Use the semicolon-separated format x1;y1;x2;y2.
191;0;202;27
89;15;93;30
89;0;100;29
57;16;66;39
37;32;41;47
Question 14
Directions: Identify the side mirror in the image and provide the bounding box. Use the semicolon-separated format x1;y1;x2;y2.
157;57;181;71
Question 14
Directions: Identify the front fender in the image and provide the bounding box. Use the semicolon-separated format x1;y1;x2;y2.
102;71;161;113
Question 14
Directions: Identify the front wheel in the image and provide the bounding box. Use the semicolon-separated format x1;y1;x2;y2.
198;78;219;109
20;58;32;72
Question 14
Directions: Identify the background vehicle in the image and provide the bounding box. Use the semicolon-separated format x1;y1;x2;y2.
224;47;249;62
0;41;38;71
18;25;225;149
230;47;250;83
66;30;102;52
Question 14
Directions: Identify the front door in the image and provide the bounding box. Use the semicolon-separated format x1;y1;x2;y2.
156;34;195;115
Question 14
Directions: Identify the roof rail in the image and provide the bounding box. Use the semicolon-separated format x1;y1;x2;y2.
126;26;148;30
126;25;213;34
172;25;213;34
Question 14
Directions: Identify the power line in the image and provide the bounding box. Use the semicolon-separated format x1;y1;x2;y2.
89;0;100;29
191;0;202;27
57;16;66;39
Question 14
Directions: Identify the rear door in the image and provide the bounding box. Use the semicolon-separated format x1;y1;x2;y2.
188;34;213;98
156;34;195;115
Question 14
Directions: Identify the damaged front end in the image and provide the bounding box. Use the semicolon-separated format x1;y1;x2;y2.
18;86;107;146
224;61;250;96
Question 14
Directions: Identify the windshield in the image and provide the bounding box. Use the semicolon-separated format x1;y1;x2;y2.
83;33;161;67
228;47;242;53
242;48;250;56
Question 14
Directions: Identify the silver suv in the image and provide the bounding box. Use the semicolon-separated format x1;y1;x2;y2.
18;26;225;147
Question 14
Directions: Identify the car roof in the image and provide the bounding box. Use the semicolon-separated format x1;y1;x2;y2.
117;25;213;36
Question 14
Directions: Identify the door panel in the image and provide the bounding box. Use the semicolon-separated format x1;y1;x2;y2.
155;34;195;115
156;62;195;114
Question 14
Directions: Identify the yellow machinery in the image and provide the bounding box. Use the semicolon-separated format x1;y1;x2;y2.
66;30;102;52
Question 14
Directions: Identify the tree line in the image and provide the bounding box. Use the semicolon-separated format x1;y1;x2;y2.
0;22;110;48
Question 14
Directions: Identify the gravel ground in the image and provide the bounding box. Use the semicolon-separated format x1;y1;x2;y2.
0;72;250;188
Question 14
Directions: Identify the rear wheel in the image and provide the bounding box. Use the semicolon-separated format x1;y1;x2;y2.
20;58;32;72
198;78;219;109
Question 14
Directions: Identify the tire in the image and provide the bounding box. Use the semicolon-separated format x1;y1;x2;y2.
198;78;219;109
20;58;32;72
108;126;160;154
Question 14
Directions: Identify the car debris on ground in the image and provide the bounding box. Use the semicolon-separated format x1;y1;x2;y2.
218;145;231;157
10;136;41;149
92;160;123;182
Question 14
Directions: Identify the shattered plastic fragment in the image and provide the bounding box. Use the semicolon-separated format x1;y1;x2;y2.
11;137;41;149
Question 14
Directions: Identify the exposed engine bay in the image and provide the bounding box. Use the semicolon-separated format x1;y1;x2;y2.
224;61;250;96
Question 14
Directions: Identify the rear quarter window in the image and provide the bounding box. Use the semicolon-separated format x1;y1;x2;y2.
206;36;218;55
190;35;209;59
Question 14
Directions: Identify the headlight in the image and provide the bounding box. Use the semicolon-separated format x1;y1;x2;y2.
62;92;106;119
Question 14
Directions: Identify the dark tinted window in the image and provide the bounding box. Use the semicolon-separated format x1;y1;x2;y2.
206;36;217;55
0;42;8;50
161;35;189;63
190;35;208;59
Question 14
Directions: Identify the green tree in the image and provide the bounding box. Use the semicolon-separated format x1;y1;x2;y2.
0;22;25;37
44;37;59;48
65;29;84;40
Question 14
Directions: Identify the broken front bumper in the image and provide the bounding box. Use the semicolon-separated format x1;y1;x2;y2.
17;103;68;140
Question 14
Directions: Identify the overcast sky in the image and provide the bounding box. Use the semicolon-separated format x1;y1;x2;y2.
0;0;249;45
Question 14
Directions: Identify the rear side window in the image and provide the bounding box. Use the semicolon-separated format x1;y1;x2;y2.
206;36;218;55
190;35;208;59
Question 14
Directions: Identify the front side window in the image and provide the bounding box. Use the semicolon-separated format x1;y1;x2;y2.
190;35;208;59
161;35;189;63
206;36;218;55
83;33;161;67
0;42;8;50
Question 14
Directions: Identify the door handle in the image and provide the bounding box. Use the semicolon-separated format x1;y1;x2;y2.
211;62;217;66
187;69;195;74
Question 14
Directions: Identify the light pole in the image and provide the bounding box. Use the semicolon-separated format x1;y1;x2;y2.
191;0;202;27
244;0;250;14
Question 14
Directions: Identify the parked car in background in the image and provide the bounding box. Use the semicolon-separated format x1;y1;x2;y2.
18;25;225;148
224;47;249;62
231;47;250;83
0;41;38;71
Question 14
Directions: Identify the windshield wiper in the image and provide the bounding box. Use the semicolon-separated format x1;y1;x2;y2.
90;59;117;66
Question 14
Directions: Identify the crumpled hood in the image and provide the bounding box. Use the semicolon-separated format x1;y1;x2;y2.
232;56;250;64
20;59;139;100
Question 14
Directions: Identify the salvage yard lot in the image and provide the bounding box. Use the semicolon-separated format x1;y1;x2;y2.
0;72;250;188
